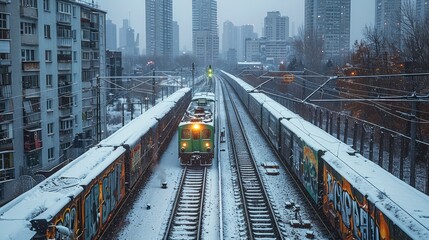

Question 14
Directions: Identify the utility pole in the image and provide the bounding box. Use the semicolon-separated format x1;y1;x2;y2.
192;63;195;96
409;95;417;187
152;70;156;106
96;75;101;142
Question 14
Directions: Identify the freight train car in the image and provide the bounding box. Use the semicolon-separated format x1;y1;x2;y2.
178;92;215;166
0;88;191;240
220;70;429;239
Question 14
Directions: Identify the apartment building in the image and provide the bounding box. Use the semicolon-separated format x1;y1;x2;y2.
0;0;106;203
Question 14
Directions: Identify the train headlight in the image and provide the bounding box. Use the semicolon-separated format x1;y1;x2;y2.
205;143;211;152
181;143;187;152
205;143;210;147
193;124;200;130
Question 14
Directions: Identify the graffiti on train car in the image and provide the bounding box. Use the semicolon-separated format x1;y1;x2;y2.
130;143;142;185
52;206;77;239
101;162;124;224
302;146;318;202
323;165;390;240
84;162;124;239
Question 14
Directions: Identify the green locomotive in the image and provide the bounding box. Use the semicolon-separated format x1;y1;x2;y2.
178;92;215;166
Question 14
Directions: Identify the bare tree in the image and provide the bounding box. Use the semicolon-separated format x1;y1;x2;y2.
401;0;429;71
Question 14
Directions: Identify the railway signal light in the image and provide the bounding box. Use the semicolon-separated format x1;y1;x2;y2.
207;65;213;78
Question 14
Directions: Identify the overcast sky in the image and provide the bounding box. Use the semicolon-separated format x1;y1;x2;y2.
99;0;374;53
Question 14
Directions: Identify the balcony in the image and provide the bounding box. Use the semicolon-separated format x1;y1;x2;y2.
57;12;71;24
57;37;72;47
0;85;12;99
0;168;14;183
22;61;40;72
58;84;72;95
24;128;43;152
24;111;41;126
24;88;40;98
20;6;38;19
0;29;10;40
21;34;38;45
91;60;100;68
58;62;72;71
59;107;72;117
82;60;91;69
0;128;12;150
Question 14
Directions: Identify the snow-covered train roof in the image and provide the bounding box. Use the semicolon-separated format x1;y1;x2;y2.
0;88;191;239
0;146;125;239
100;88;191;147
192;92;215;102
283;117;429;239
221;70;254;91
250;92;300;120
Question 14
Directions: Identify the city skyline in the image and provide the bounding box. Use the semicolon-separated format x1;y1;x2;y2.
100;0;374;53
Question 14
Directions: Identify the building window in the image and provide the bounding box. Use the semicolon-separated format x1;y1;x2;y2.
57;50;72;62
44;25;51;38
43;0;50;11
45;50;52;62
48;147;54;160
47;122;54;135
20;22;36;35
46;74;53;87
0;152;14;182
0;13;9;30
73;51;77;62
21;49;36;61
57;2;71;14
57;25;71;38
20;0;38;8
47;99;52;111
82;51;90;60
22;75;39;89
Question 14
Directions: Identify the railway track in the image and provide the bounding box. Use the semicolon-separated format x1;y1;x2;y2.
164;167;207;240
222;81;284;240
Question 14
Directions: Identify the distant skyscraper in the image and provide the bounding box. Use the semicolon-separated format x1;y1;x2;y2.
145;0;173;60
192;0;219;66
305;0;351;61
416;0;429;19
106;19;117;50
173;21;180;57
222;21;238;58
119;19;129;49
264;11;289;41
375;0;401;46
238;25;257;61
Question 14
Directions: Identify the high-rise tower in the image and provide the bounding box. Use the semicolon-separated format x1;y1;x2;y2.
305;0;351;62
264;11;289;41
192;0;219;66
145;0;173;61
375;0;401;46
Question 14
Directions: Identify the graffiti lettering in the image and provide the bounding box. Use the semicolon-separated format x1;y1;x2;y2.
326;170;380;240
102;163;122;224
54;207;76;240
302;146;318;202
85;183;100;239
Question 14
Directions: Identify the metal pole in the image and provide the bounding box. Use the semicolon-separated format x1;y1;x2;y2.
96;75;100;142
122;103;125;126
192;63;195;96
152;70;156;106
409;100;417;187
